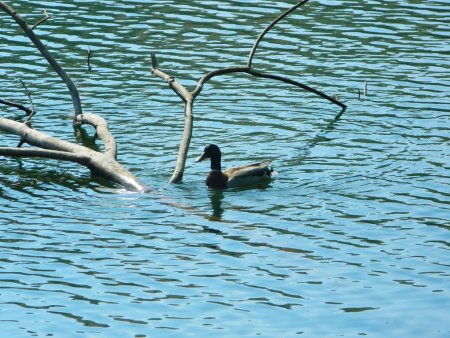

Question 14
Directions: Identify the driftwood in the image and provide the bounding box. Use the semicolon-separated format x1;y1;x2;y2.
1;0;347;192
151;0;347;184
0;1;149;192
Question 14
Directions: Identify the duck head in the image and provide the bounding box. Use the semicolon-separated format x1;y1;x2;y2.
196;144;222;170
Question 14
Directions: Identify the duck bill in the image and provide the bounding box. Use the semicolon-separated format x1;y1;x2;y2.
196;153;207;162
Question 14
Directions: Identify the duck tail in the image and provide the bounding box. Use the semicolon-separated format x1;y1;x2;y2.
265;165;275;177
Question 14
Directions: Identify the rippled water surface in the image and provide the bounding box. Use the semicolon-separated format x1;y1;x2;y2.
1;1;449;337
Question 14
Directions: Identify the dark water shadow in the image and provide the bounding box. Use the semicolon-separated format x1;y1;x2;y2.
73;125;100;152
206;180;273;221
208;189;225;221
0;161;94;194
287;106;347;167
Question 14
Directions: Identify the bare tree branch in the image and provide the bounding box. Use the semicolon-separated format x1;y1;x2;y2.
248;0;310;68
31;9;50;30
246;69;346;109
168;99;193;183
0;87;147;193
0;117;150;192
192;67;250;98
150;1;346;184
74;113;117;159
0;2;151;192
0;1;82;117
0;146;90;164
0;98;33;116
1;117;92;153
150;56;193;102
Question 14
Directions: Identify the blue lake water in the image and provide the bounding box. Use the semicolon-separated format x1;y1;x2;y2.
1;0;449;337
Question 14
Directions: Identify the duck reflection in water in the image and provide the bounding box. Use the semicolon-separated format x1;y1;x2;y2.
209;189;225;221
208;181;273;220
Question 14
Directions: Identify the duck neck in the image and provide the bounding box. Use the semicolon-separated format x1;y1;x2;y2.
210;155;222;171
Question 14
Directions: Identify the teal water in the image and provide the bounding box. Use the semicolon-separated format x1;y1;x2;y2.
1;1;449;337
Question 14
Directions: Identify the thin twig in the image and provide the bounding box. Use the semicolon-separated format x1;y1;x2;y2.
150;52;158;69
19;80;36;119
87;46;92;70
16;80;37;147
0;1;82;117
247;0;310;68
31;9;50;30
0;98;33;116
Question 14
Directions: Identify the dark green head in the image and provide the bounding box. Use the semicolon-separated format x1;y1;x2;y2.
196;144;222;170
196;144;221;162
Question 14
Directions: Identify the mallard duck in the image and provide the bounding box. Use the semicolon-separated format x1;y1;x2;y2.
196;144;274;189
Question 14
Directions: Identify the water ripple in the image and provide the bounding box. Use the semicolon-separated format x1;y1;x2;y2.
1;0;450;337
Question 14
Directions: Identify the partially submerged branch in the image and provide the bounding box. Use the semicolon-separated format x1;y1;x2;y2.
150;0;346;184
169;100;193;183
0;146;90;165
0;1;149;192
0;117;150;192
74;113;117;159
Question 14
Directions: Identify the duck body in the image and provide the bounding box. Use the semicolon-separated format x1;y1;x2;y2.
196;144;274;189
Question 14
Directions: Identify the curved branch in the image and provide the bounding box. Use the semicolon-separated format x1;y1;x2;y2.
192;66;346;110
247;0;310;68
150;54;192;102
0;1;82;117
246;69;347;110
192;66;250;98
74;113;117;159
0;98;33;116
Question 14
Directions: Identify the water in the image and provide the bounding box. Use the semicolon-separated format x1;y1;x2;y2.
1;0;449;337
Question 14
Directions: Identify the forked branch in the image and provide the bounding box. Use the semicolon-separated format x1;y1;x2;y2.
151;0;346;184
31;9;50;30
